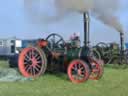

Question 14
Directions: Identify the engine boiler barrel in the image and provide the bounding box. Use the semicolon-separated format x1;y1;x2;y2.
66;47;90;61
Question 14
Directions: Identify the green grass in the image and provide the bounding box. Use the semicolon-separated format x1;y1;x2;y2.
0;60;128;96
0;60;9;68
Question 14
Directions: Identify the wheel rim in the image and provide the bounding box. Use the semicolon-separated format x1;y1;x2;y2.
89;59;103;80
18;47;47;78
68;60;90;83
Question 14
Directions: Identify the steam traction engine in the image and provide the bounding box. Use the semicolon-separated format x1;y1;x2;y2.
18;13;104;83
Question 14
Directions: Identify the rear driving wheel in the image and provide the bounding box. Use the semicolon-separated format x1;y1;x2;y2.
68;59;90;83
18;46;47;78
89;59;104;80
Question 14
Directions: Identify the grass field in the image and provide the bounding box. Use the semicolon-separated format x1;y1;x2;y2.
0;60;128;96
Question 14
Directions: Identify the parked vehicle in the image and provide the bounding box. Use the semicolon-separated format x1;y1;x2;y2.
0;38;22;59
8;39;37;68
93;42;128;64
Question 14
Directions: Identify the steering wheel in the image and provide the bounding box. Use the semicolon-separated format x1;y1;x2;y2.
46;33;66;51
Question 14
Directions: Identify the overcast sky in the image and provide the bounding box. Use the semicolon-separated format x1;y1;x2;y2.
0;0;128;45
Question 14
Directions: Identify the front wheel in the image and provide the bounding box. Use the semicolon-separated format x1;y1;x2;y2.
67;59;90;83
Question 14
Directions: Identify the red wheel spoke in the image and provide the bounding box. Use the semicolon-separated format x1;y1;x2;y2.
34;52;39;58
74;64;78;70
31;49;34;58
36;61;42;64
36;64;41;68
30;50;32;58
28;51;32;59
24;61;29;65
32;67;36;76
30;67;33;75
26;65;32;72
36;55;41;60
25;54;31;60
34;66;40;72
24;56;29;61
78;63;81;69
31;49;35;59
80;67;84;70
71;66;76;70
25;64;30;71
